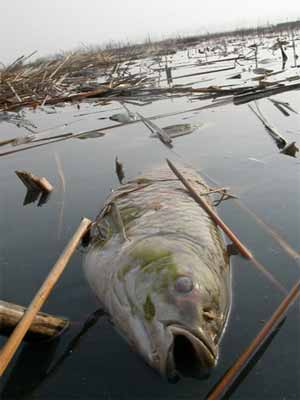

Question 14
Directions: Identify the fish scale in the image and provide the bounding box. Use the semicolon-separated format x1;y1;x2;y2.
84;165;231;379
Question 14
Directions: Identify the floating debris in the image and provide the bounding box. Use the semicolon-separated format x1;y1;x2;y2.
268;98;298;115
109;113;134;123
0;300;69;342
149;123;199;139
260;58;274;65
15;170;54;206
269;98;290;116
76;130;105;140
15;170;54;193
0;111;37;132
249;102;291;150
280;141;299;157
115;156;125;184
138;112;173;146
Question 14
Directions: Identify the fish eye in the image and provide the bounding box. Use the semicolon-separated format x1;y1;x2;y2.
174;276;194;293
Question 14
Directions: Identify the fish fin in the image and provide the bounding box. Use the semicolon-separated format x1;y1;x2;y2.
111;202;129;242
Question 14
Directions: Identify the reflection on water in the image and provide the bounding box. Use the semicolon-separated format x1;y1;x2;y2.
22;190;51;207
207;318;287;400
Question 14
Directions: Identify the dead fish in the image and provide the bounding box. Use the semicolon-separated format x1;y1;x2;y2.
109;113;134;123
259;58;274;65
252;67;273;75
83;166;231;380
162;124;196;138
150;124;203;140
76;131;105;140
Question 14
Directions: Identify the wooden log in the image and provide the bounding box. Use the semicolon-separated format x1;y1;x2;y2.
15;170;54;193
0;138;15;147
0;217;92;376
0;300;69;342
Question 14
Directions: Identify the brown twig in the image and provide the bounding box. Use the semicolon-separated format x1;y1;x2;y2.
166;159;253;259
249;102;288;148
207;280;300;400
6;82;22;103
0;217;92;376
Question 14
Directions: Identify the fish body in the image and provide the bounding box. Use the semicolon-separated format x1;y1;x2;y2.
109;113;134;123
150;123;197;139
84;166;231;379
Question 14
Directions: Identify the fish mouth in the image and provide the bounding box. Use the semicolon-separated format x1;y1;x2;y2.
166;325;217;380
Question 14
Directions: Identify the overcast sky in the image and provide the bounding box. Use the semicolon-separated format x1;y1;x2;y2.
1;0;299;64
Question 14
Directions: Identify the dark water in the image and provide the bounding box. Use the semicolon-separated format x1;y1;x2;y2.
0;46;300;399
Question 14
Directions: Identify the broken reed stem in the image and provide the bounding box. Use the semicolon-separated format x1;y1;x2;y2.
7;81;22;103
0;217;92;377
48;53;73;80
137;112;172;146
166;159;253;259
15;170;54;193
248;103;287;147
207;280;300;400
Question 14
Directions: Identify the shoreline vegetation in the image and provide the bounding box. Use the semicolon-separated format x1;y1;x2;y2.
0;19;299;113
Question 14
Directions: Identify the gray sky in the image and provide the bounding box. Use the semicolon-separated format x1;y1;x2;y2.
1;0;299;64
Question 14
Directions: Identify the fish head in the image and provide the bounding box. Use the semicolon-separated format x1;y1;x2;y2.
114;235;230;380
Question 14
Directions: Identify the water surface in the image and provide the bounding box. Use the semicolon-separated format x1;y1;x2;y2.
0;42;299;399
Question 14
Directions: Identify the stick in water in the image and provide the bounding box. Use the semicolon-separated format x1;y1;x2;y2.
207;280;300;400
166;159;253;259
0;217;92;376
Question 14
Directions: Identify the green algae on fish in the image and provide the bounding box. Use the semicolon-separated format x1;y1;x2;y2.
84;165;231;380
143;295;156;321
